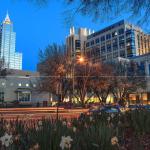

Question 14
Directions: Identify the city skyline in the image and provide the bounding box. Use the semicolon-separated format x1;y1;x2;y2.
0;0;149;71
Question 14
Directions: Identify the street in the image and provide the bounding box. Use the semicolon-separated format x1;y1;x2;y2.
0;107;89;120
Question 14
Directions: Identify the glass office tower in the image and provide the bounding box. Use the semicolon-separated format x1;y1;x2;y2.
0;12;22;70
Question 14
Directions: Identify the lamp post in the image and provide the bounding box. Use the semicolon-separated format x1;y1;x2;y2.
56;79;62;121
72;56;85;101
56;64;65;121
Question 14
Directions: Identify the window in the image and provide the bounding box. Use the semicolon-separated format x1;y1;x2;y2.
127;48;133;57
75;40;80;49
101;55;106;61
33;84;36;88
126;42;130;46
1;82;5;86
95;38;100;44
18;92;31;102
113;38;117;43
86;42;90;47
118;28;124;35
18;83;22;87
26;83;29;87
107;44;111;52
113;45;118;51
101;46;106;54
101;36;105;42
112;31;117;37
113;52;118;58
107;53;112;59
0;92;4;102
119;36;124;41
106;34;111;40
95;47;100;56
120;50;125;57
119;42;125;49
91;40;94;45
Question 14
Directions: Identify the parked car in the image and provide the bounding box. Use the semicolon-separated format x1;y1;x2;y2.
89;105;121;114
127;105;139;110
127;104;150;111
139;105;150;110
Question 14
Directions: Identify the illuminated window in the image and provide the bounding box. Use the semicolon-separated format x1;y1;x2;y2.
18;83;22;87
18;92;31;102
2;82;5;86
26;83;29;87
33;84;36;88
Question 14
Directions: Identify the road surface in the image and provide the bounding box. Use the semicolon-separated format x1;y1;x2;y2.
0;107;89;120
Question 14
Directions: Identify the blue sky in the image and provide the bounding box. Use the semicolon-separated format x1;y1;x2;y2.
0;0;143;71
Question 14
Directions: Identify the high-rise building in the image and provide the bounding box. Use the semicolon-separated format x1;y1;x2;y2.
66;27;92;62
0;12;22;70
85;20;150;63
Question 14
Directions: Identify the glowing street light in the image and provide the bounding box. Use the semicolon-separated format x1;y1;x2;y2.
78;56;84;63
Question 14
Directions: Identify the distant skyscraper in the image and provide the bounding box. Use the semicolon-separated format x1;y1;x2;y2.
0;12;22;70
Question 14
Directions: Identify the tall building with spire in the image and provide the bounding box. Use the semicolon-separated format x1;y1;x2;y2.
0;12;22;70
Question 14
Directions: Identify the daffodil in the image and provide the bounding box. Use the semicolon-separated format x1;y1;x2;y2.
60;136;73;150
107;116;111;121
33;143;40;150
73;127;77;132
111;113;115;118
0;133;13;147
62;121;67;126
38;120;42;126
5;123;11;130
90;116;93;121
111;136;118;145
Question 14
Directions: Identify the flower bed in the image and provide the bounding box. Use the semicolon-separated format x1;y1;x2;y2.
0;110;150;150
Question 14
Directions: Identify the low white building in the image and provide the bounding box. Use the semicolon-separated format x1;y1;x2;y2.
0;69;49;105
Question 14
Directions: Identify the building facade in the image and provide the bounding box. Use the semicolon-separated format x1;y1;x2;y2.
0;12;22;70
66;27;93;62
0;69;49;105
66;20;150;103
85;20;150;63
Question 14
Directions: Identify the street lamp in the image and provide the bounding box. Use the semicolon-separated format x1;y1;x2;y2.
72;55;85;103
78;56;84;63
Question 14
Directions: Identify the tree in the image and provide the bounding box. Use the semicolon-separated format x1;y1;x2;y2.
64;0;150;28
38;43;71;102
11;0;150;28
74;60;101;107
127;61;147;104
91;63;113;104
109;59;146;105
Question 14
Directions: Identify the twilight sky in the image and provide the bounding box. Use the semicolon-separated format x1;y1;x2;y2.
0;0;146;71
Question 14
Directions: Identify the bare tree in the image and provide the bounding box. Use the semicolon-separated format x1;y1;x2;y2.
64;0;150;28
38;43;71;102
91;63;113;104
74;61;101;107
10;0;150;28
109;60;146;105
